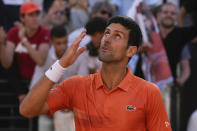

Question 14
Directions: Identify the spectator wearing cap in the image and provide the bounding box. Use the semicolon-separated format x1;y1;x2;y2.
0;0;50;109
0;2;50;130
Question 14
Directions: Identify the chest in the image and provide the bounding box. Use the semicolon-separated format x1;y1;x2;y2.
73;86;146;130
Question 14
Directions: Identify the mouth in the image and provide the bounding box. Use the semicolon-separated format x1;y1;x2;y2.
101;46;111;53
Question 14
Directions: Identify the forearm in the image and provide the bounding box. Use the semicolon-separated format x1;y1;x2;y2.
177;7;187;27
23;40;46;66
0;42;13;68
20;76;54;118
178;68;190;84
176;60;190;86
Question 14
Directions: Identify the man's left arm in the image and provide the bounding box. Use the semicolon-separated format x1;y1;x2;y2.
145;83;172;131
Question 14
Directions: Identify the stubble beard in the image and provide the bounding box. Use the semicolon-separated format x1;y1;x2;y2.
98;53;114;63
161;19;174;29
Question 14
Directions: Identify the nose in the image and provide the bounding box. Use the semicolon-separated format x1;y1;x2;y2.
103;34;112;44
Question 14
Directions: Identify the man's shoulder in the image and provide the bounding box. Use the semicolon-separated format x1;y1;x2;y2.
133;75;160;93
62;74;92;84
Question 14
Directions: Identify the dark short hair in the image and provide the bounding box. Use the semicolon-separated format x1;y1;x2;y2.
51;25;67;39
107;16;142;48
85;17;107;35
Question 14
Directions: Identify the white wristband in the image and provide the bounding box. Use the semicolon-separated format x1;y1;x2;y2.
45;60;67;83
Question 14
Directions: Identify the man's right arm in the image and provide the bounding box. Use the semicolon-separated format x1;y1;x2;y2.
19;30;87;118
19;76;54;118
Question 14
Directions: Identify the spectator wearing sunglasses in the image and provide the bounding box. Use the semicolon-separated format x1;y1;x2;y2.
91;1;114;19
42;0;73;33
69;0;89;31
67;1;114;48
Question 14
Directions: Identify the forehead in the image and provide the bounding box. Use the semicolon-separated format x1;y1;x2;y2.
51;36;67;41
106;23;130;35
162;4;176;12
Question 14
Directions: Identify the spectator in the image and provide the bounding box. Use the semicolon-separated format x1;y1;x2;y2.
41;0;72;32
85;17;107;74
69;0;89;30
158;3;196;83
0;0;50;98
90;1;114;19
29;25;89;131
68;1;114;47
158;3;197;130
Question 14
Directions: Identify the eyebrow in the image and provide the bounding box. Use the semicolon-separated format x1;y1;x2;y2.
106;27;126;36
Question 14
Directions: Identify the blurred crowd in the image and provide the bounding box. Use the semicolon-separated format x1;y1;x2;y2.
0;0;197;131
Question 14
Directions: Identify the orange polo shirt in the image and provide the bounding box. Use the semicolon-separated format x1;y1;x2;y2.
47;68;171;131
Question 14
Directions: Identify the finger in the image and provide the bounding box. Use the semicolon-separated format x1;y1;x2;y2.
71;30;86;48
69;30;86;56
72;46;86;61
14;21;23;28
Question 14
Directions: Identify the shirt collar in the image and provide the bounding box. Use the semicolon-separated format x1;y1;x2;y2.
117;69;134;92
95;68;104;89
95;68;135;92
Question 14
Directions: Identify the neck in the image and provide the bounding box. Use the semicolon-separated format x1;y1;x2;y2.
159;25;174;38
25;26;39;37
101;62;128;90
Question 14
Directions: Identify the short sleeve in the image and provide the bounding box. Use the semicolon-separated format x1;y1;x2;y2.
145;83;172;131
181;44;191;60
39;27;50;44
6;27;19;45
46;77;76;116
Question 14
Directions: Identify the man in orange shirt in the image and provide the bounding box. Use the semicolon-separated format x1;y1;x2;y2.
19;16;172;131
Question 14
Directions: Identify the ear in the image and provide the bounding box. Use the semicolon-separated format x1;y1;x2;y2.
126;46;137;57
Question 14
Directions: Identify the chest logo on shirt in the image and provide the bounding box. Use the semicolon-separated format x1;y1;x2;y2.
15;42;36;53
126;105;136;111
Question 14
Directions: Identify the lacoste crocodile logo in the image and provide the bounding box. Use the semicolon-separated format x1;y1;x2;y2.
126;105;136;111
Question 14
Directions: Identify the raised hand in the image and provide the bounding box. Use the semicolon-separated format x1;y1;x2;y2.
59;30;86;68
15;22;26;41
